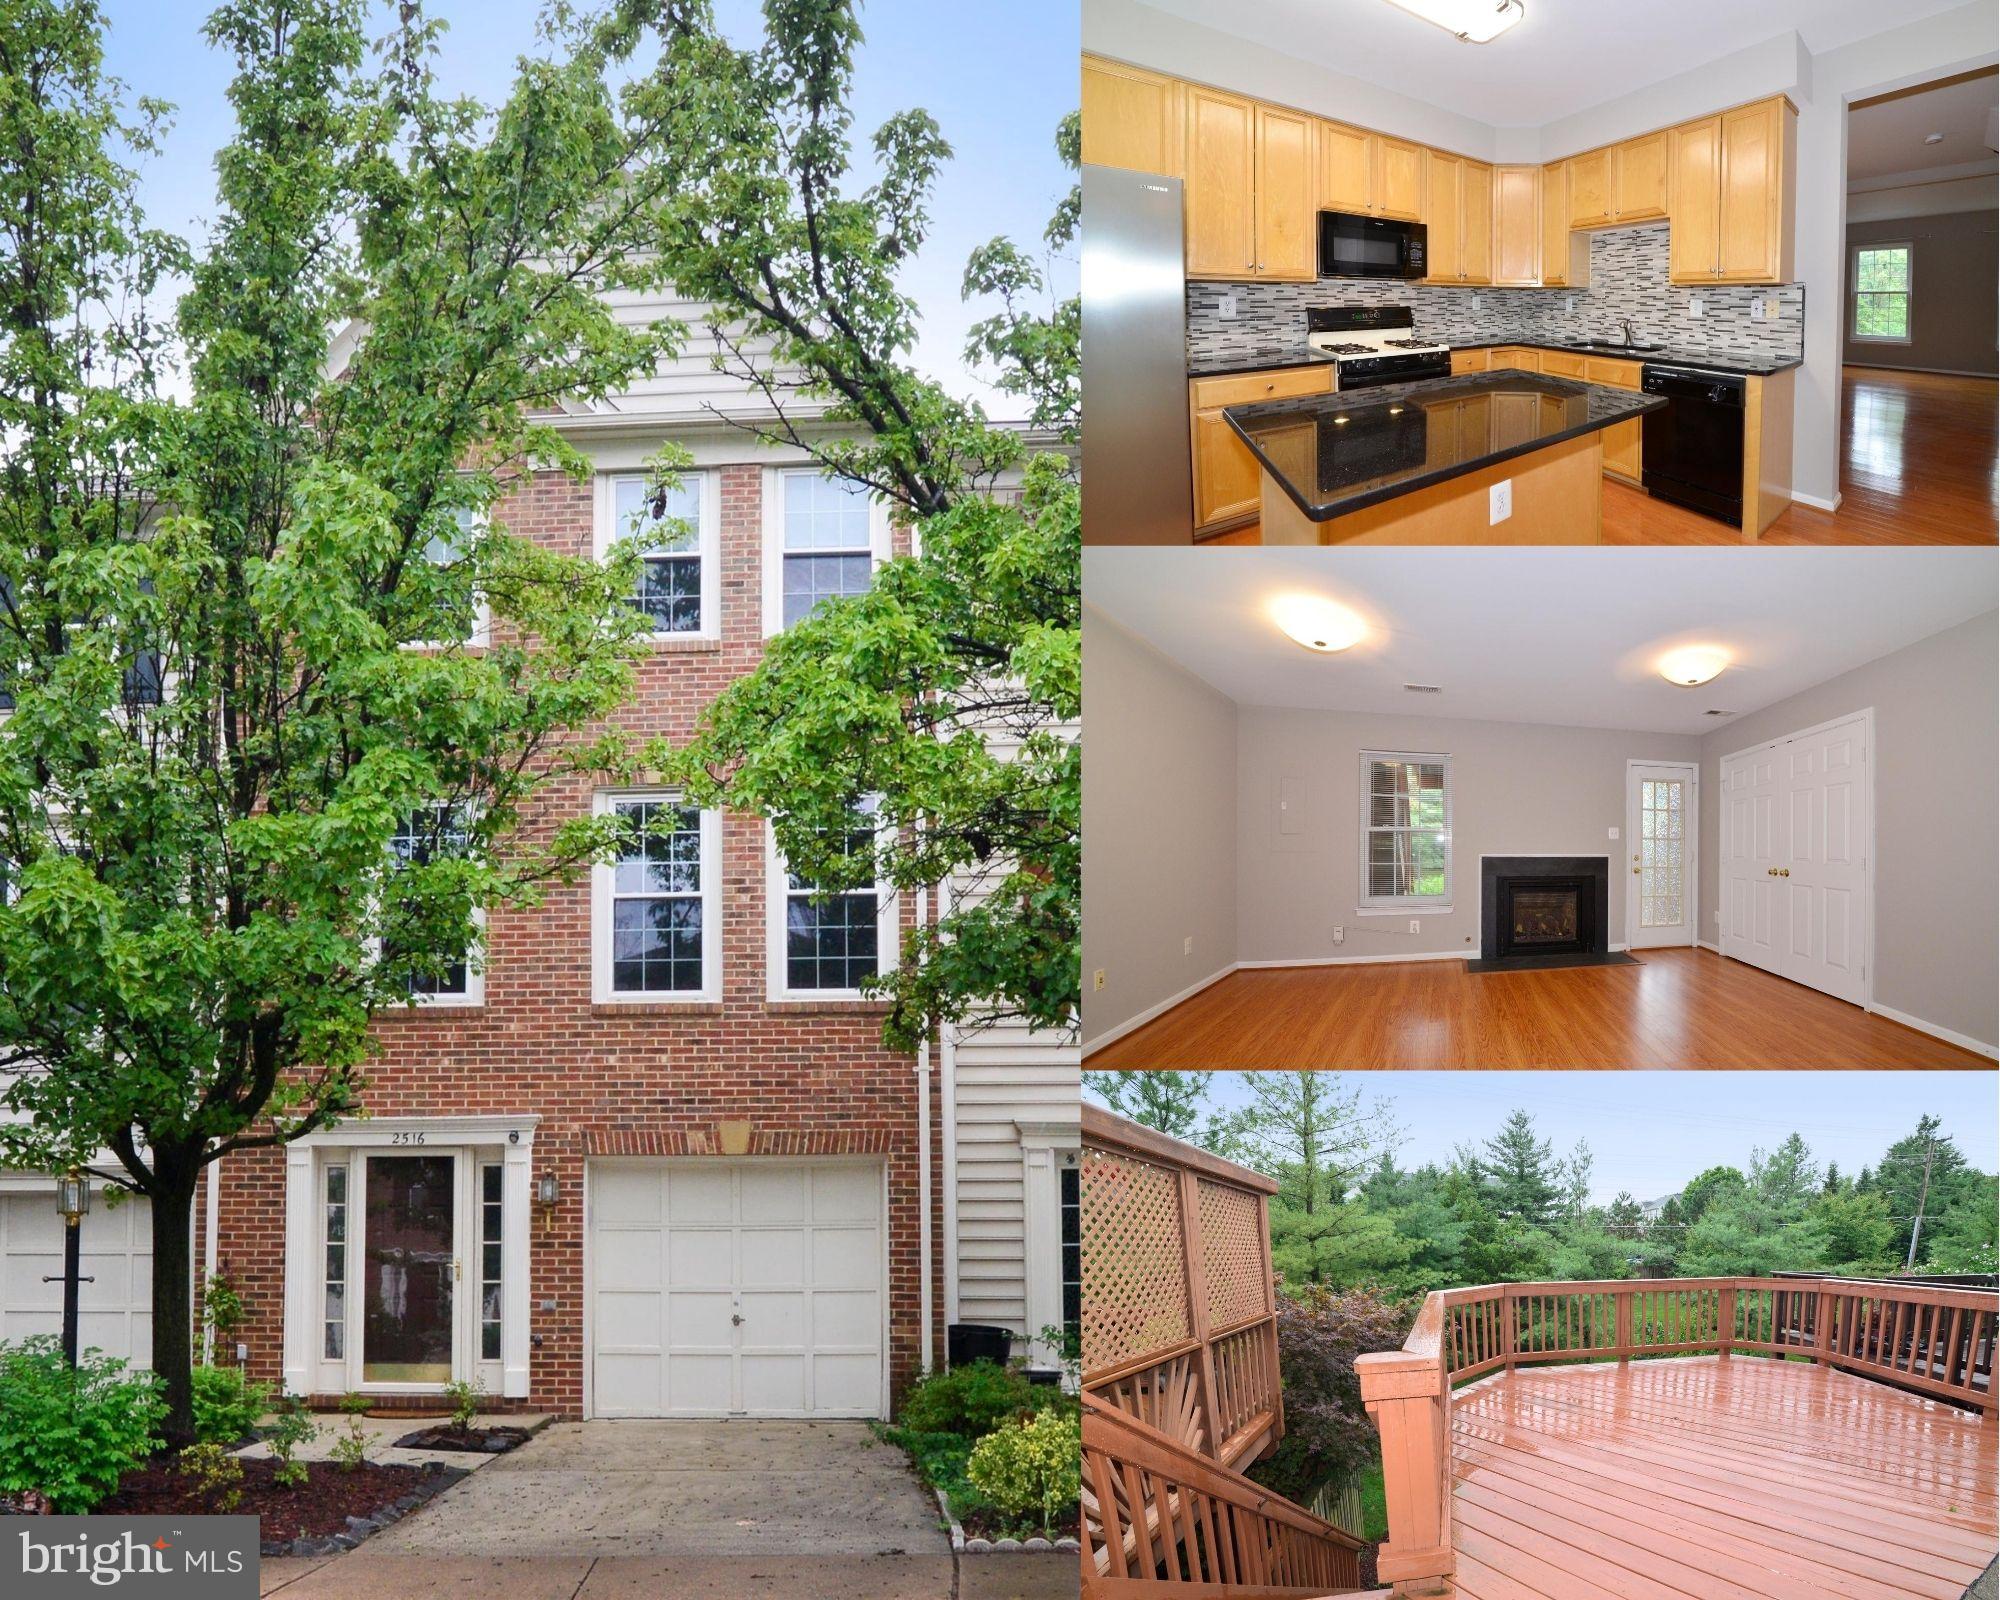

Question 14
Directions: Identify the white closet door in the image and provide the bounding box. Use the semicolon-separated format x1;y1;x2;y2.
1777;717;1869;1005
1720;747;1783;974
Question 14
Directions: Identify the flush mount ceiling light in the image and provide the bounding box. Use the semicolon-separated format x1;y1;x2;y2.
1658;646;1729;687
1382;0;1525;44
1271;594;1366;653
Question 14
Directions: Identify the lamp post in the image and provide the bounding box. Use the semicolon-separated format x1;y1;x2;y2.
54;1171;92;1368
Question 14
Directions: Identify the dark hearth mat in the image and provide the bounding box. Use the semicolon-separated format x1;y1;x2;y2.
1464;951;1643;974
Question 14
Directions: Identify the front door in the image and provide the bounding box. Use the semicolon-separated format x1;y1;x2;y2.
360;1152;459;1386
1626;763;1696;950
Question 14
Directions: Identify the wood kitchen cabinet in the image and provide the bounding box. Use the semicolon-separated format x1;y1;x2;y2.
1567;147;1612;228
1451;348;1491;374
1188;366;1336;532
1612;130;1669;222
1539;163;1569;285
1585;356;1645;484
1376;136;1426;221
1318;124;1426;222
1255;103;1318;279
1424;152;1490;284
1081;56;1183;176
1492;165;1541;286
1184;87;1316;280
1460;162;1493;284
1668;98;1795;284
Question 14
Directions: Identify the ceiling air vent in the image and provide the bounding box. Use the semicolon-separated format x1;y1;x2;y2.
1703;709;1737;717
1403;683;1443;694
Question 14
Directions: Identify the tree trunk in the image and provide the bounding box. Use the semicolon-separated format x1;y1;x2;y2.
147;1156;202;1451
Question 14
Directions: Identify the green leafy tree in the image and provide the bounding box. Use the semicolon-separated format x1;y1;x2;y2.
1082;1071;1213;1142
1871;1116;1977;1269
1474;1111;1561;1230
1922;1173;1998;1275
0;0;716;1442
637;2;1082;1049
1657;1165;1747;1231
1810;1187;1897;1274
1604;1192;1645;1239
1749;1133;1821;1212
1677;1188;1828;1277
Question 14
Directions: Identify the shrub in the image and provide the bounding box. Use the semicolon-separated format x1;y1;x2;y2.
201;1273;245;1351
331;1392;369;1472
264;1398;318;1488
1247;1283;1408;1509
443;1376;483;1431
966;1409;1081;1536
897;1361;1054;1440
175;1441;244;1511
191;1364;271;1446
0;1337;164;1512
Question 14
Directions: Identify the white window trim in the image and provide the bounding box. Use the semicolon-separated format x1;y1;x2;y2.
1018;1122;1080;1375
1849;241;1914;347
594;470;722;642
591;789;723;1003
373;804;487;1009
406;501;492;652
759;465;893;637
764;805;900;1001
1358;750;1454;914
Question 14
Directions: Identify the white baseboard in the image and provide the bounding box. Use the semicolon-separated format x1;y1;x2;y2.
1236;949;1469;970
1608;942;1630;953
1791;489;1842;512
1695;939;1724;954
1083;963;1237;1054
1866;1003;1999;1061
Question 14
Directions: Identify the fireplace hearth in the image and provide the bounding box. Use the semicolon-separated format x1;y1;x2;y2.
1469;856;1634;973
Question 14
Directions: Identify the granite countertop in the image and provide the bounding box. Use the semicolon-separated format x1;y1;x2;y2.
1451;339;1804;376
1186;345;1338;379
1223;371;1666;523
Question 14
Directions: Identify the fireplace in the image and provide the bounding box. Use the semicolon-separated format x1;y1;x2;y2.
1478;856;1610;967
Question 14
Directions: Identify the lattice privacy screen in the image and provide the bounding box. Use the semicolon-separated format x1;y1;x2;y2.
1082;1147;1191;1373
1199;1178;1267;1330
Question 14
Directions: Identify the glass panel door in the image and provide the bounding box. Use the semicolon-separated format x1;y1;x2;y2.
362;1154;457;1384
1639;778;1686;927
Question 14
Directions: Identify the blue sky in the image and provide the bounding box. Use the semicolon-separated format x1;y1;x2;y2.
98;0;1079;417
1083;1072;2000;1204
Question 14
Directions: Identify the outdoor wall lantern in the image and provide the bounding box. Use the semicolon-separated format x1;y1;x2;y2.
535;1171;559;1233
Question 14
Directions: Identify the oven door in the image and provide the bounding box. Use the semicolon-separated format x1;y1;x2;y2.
1318;211;1426;279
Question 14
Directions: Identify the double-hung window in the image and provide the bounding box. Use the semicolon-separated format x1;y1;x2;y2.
598;474;716;639
1851;243;1913;344
768;798;895;997
1360;752;1452;911
764;468;885;633
594;792;720;1000
412;504;489;648
387;803;483;1005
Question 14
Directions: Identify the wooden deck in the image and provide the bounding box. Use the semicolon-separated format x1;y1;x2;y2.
1446;1356;1997;1600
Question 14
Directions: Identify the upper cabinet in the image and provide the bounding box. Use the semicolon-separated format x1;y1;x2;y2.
1081;56;1183;177
1612;130;1669;222
1183;85;1316;280
1423;151;1463;283
1318;124;1425;223
1460;161;1493;285
1567;147;1612;229
1492;165;1541;287
1539;163;1569;286
1668;97;1795;284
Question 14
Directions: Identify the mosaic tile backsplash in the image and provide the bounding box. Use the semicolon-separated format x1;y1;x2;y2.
1186;224;1805;366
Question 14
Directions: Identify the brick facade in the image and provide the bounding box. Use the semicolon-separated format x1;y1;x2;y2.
203;459;943;1418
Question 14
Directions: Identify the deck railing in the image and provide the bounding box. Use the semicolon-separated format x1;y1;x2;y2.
1082;1394;1373;1600
1357;1274;1999;1595
1083;1106;1285;1470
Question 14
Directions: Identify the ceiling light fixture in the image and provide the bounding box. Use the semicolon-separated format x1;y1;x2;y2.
1382;0;1525;44
1923;132;1945;145
1658;646;1729;687
1271;594;1366;654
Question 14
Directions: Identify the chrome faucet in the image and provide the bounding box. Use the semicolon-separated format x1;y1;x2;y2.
1621;320;1635;348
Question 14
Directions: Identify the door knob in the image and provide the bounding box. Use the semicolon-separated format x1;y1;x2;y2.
731;1313;745;1326
1632;866;1641;874
1778;867;1790;877
1766;867;1776;876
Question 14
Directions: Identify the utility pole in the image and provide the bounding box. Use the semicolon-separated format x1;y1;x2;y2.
1903;1136;1937;1273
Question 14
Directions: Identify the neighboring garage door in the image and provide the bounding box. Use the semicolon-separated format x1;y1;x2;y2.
0;1189;153;1365
589;1160;884;1419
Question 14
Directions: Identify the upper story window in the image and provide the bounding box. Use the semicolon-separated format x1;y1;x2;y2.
387;802;483;1005
1360;751;1452;912
592;791;721;1001
1851;243;1912;344
768;798;896;997
763;468;888;634
596;473;717;640
411;504;489;648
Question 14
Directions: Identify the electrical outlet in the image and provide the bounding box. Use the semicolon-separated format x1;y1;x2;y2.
1408;919;1421;934
1489;479;1512;524
1332;925;1345;945
1750;295;1767;320
1092;967;1106;991
1183;935;1194;956
1608;825;1620;840
1688;296;1706;318
1470;293;1483;310
1563;294;1575;314
1218;293;1239;320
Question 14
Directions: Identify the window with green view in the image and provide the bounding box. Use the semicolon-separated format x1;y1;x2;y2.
1362;752;1452;908
1852;244;1912;342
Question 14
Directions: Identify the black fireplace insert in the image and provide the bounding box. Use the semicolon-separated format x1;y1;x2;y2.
1479;857;1610;965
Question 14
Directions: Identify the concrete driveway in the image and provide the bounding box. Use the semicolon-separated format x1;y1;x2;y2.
262;1420;958;1599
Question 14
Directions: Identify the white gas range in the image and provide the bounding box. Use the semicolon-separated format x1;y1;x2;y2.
1306;305;1453;391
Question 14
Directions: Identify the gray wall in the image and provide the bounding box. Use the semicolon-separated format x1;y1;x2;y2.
1842;210;1998;375
1696;609;1999;1050
1081;608;1239;1046
1235;707;1700;964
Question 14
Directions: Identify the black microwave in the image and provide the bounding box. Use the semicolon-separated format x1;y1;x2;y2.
1318;210;1427;279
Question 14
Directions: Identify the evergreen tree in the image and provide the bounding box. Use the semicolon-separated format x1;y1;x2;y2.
1476;1110;1561;1229
1750;1133;1821;1212
1810;1187;1897;1272
1082;1070;1212;1143
1875;1116;1975;1268
1922;1173;1998;1275
1605;1192;1645;1239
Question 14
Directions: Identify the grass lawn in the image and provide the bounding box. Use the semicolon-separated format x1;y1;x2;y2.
1359;1465;1388;1542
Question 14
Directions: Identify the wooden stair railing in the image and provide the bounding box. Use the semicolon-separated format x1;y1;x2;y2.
1357;1275;2000;1598
1082;1393;1374;1600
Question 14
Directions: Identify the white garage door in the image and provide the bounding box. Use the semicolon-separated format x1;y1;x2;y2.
0;1190;153;1366
589;1161;884;1419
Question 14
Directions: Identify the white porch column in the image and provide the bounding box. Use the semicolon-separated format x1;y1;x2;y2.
1018;1122;1080;1371
281;1144;315;1398
501;1139;533;1398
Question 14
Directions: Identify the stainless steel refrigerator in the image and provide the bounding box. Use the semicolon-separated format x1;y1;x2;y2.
1082;164;1193;544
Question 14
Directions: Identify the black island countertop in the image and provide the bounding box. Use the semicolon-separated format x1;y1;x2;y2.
1223;371;1665;523
1188;340;1802;380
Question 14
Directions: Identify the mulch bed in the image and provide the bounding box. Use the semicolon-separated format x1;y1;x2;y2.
98;1456;463;1556
391;1422;533;1454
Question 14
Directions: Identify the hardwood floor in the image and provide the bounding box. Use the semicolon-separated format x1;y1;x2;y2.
1083;947;1992;1070
1204;369;1997;546
1448;1357;1997;1600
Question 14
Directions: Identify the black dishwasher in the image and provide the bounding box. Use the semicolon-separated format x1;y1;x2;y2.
1640;364;1746;525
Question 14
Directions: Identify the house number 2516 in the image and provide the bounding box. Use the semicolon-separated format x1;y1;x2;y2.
390;1131;428;1146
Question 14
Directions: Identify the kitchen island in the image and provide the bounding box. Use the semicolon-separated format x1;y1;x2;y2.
1224;371;1665;544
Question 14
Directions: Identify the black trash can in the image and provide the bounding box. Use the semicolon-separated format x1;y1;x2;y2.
1023;1367;1063;1388
947;1322;1014;1367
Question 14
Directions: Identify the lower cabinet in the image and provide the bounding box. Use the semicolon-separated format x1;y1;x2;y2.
1189;365;1336;532
1585;356;1644;485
